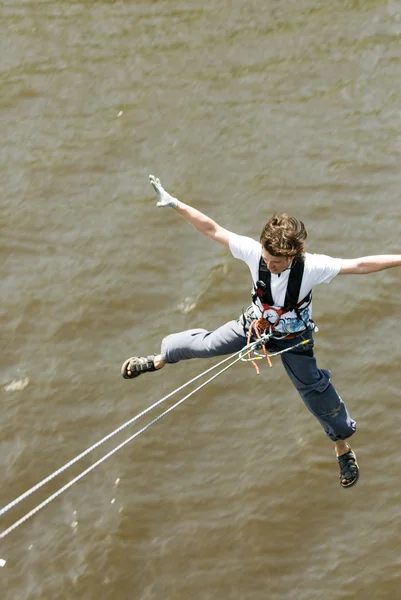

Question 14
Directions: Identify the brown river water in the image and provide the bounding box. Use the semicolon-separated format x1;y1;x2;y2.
1;1;401;599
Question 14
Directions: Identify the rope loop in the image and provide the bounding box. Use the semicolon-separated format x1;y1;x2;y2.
246;319;273;374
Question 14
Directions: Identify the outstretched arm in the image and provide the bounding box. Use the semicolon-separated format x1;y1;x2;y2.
149;174;231;248
339;255;401;274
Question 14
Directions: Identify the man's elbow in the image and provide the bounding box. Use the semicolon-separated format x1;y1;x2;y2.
340;259;369;275
357;261;387;274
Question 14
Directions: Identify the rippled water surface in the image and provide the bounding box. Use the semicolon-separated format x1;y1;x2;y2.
1;1;401;599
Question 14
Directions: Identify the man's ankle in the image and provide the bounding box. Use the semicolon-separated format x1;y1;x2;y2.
334;440;350;456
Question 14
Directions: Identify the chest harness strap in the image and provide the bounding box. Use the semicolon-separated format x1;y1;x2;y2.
252;256;312;331
246;256;312;374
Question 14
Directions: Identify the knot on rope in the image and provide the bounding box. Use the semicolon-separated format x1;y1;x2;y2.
246;319;273;374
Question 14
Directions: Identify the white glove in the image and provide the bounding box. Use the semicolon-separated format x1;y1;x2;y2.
149;174;178;208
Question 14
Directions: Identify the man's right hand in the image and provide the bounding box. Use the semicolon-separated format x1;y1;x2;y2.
149;174;178;208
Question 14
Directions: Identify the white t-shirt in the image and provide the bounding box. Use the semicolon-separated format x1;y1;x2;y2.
229;232;342;333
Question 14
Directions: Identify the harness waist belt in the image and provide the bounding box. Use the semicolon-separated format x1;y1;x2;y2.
271;330;306;339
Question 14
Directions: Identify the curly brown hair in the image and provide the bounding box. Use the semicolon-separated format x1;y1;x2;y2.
260;214;307;259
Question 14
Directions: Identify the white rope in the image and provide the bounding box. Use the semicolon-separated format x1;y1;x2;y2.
0;336;266;521
0;334;310;540
239;338;310;361
0;351;244;540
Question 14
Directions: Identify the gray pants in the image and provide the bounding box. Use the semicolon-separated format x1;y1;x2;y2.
161;312;356;442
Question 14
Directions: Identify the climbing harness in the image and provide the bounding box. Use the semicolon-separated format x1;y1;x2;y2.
244;256;314;373
253;256;312;331
0;334;310;542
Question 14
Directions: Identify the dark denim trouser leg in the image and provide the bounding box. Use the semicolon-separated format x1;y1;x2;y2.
161;317;356;443
279;341;356;442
